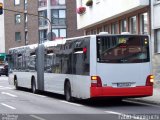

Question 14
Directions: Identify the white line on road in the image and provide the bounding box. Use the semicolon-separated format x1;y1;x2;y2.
30;115;46;120
34;94;46;98
105;111;122;115
0;80;8;82
0;86;13;90
60;100;82;107
1;103;16;110
105;111;141;120
1;92;17;97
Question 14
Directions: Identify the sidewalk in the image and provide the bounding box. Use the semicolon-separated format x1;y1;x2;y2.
129;87;160;105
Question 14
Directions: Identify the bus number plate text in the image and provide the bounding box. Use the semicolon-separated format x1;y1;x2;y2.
117;83;132;87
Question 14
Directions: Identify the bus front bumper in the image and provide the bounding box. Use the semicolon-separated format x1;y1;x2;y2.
90;86;153;98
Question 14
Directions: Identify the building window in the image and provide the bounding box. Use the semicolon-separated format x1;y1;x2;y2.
154;0;160;4
24;0;28;10
103;25;110;33
140;13;148;34
111;22;118;34
155;29;160;53
14;0;20;5
129;16;137;34
90;29;96;35
52;28;66;38
15;32;21;41
60;29;66;38
39;10;48;27
97;27;102;34
86;31;90;35
39;29;48;42
120;19;127;33
51;0;66;6
39;0;47;7
15;14;21;24
51;9;66;26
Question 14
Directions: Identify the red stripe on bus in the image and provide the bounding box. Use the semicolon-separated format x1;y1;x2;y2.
90;86;153;98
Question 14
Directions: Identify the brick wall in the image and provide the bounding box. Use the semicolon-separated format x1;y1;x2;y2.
66;0;83;38
4;0;38;53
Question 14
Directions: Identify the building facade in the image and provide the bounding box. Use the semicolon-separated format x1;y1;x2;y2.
76;0;150;35
2;0;83;53
151;0;160;86
4;0;39;53
38;0;83;43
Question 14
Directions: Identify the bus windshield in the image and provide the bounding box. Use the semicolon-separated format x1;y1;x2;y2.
97;35;150;63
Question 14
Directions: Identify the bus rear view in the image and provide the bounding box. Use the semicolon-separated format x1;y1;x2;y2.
90;35;153;98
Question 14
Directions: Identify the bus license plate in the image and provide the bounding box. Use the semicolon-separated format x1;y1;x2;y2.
117;83;132;87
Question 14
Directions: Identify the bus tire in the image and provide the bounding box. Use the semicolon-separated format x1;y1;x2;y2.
14;79;19;90
31;78;37;94
65;81;73;102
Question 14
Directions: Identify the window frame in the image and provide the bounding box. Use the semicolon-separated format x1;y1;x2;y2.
120;19;127;33
15;14;21;24
51;9;66;26
140;12;148;35
155;29;160;53
52;28;67;38
50;0;66;6
15;32;21;41
129;16;137;34
38;10;48;27
14;0;20;6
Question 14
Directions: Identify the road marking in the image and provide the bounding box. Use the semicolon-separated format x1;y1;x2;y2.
60;100;82;107
1;103;16;110
34;94;46;98
0;80;8;82
0;86;13;90
4;87;14;89
30;115;46;120
124;99;160;108
105;111;141;120
1;92;17;97
105;111;122;115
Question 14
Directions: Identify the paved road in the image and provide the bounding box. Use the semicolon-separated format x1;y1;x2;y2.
0;76;160;120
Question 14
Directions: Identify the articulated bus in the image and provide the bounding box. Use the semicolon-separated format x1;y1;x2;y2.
8;34;154;101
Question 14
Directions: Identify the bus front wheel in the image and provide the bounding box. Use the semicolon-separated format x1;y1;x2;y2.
65;81;73;102
31;79;37;94
14;79;19;90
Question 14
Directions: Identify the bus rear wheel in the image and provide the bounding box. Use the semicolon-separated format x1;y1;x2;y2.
65;81;73;102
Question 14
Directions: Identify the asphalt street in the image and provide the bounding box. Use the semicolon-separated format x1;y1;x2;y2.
0;76;160;120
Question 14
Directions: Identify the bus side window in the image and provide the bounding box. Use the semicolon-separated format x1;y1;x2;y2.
72;38;90;75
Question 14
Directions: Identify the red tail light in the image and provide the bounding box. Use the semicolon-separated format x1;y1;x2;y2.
83;47;87;53
146;75;154;86
91;76;102;87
